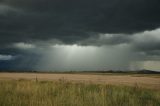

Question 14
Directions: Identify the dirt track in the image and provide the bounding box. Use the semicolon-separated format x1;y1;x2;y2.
0;73;160;89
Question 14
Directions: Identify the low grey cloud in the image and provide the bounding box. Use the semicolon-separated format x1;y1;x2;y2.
1;28;160;71
78;28;160;56
131;28;160;52
0;54;14;60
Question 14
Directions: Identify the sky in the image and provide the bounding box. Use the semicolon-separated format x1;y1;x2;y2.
0;0;160;71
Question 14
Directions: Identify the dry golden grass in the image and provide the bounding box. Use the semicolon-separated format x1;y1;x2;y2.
0;72;160;90
0;79;160;106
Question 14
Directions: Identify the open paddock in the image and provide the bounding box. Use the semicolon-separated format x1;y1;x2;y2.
0;72;160;90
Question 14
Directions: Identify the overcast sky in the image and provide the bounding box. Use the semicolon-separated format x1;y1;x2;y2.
0;0;160;71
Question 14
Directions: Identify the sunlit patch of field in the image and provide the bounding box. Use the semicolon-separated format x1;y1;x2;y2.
0;72;160;89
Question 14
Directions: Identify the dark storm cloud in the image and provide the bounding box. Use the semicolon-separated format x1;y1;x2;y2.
78;34;131;46
0;53;41;70
0;45;43;70
0;0;160;46
1;0;160;71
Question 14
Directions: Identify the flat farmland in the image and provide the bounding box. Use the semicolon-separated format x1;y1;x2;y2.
0;72;160;90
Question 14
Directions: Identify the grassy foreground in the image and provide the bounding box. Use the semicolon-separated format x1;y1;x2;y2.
0;80;160;106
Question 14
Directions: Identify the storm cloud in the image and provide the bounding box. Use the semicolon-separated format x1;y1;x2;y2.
0;0;160;44
0;0;160;71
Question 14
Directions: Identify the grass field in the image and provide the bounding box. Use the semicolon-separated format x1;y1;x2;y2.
0;73;160;89
0;79;160;106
